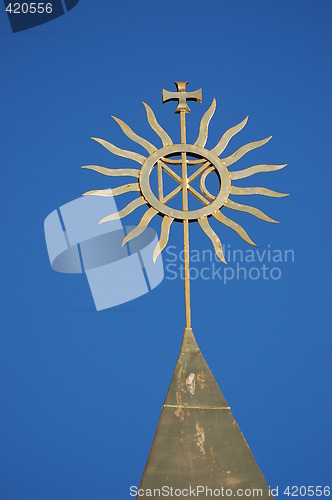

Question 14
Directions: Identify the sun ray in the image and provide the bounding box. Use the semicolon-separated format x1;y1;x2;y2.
225;199;278;223
91;137;146;164
112;116;157;155
142;102;173;147
198;216;226;263
222;136;272;167
194;99;216;147
99;196;146;224
211;116;248;157
213;211;256;246
230;186;289;198
83;183;140;197
231;164;287;180
81;165;140;178
122;207;158;246
153;216;174;263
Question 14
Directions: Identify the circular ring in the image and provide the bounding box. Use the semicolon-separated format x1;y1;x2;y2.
139;144;230;221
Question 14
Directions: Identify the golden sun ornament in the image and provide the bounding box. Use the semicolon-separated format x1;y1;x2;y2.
81;82;288;495
82;82;287;327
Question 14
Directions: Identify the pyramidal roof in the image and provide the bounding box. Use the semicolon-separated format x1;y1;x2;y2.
138;328;273;499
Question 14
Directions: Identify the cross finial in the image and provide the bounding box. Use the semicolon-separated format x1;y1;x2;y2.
162;81;202;113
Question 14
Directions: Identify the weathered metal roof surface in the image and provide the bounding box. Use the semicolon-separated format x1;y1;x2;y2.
138;328;272;499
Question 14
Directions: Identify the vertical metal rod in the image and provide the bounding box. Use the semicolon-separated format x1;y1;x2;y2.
180;110;191;329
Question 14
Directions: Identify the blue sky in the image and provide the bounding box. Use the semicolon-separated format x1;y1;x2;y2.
0;1;331;499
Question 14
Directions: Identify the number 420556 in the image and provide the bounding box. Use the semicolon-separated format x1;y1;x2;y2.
284;486;330;497
6;3;53;14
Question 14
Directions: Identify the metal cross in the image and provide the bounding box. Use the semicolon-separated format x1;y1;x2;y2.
162;82;202;327
162;81;202;114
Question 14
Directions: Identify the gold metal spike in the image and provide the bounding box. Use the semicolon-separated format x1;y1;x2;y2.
222;136;272;167
231;163;287;180
194;99;216;147
122;207;158;246
99;196;146;224
213;210;256;246
81;165;140;178
142;102;173;147
91;137;146;164
198;216;226;263
211;116;248;157
230;186;289;197
83;183;140;197
153;216;174;262
112;116;157;155
225;198;278;223
139;328;273;500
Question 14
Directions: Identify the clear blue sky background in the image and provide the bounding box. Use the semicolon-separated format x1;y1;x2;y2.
0;1;331;499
